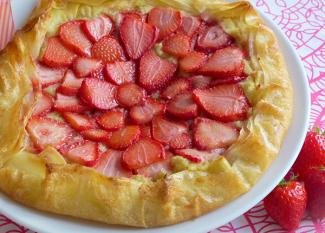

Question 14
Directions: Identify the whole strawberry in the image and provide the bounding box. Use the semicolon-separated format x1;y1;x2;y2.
264;180;307;230
304;167;325;219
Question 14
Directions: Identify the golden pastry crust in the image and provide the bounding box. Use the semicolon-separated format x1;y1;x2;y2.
0;0;292;227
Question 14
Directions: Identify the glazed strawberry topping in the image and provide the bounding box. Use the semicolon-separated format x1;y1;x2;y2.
116;83;146;107
82;15;114;43
167;92;198;120
180;15;201;37
106;125;140;149
80;129;111;142
62;112;97;131
54;94;90;113
104;61;136;85
32;92;54;116
179;52;207;73
57;70;84;96
162;33;192;57
130;98;166;124
72;57;103;78
91;36;126;63
161;78;192;100
64;140;99;166
96;110;125;131
36;62;66;88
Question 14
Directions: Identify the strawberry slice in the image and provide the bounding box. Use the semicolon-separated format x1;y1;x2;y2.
179;51;207;73
90;67;105;80
79;78;118;110
106;125;140;149
80;129;111;142
32;92;54;116
189;75;212;89
54;93;90;113
116;83;146;108
162;33;191;57
210;76;247;86
95;150;132;177
175;148;225;163
58;134;85;155
148;7;182;41
130;98;166;124
91;36;126;63
62;112;97;131
82;15;114;42
72;57;103;78
161;78;192;100
179;15;201;37
169;133;192;150
26;117;73;150
139;50;177;91
193;84;250;122
122;138;165;170
42;37;77;68
198;47;244;78
196;24;232;52
96;110;125;131
166;92;198;119
59;20;92;56
116;11;147;27
193;117;239;150
140;125;152;138
64;140;99;166
57;70;84;96
104;61;136;85
35;62;66;88
120;17;156;59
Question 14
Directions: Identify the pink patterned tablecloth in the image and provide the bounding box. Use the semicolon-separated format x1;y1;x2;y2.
0;0;324;232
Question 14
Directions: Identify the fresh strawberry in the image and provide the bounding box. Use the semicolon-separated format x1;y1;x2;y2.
82;15;114;42
35;62;66;88
72;57;103;78
292;129;325;180
116;83;146;108
162;33;191;57
91;36;126;63
57;70;84;96
54;93;90;113
96;110;125;131
59;20;93;56
161;78;192;100
104;61;136;85
189;75;212;89
106;125;140;149
264;180;307;230
64;140;99;166
32;92;54;116
130;98;166;124
198;47;244;78
26;117;73;150
122;138;165;170
167;92;198;119
139;50;177;91
169;133;192;150
175;148;224;163
120;17;156;59
90;67;105;80
62;112;97;131
179;15;201;37
80;129;111;142
57;134;85;155
196;24;232;52
210;76;247;86
179;52;207;73
42;37;77;68
95;150;132;177
193;84;250;122
148;7;182;41
140;125;152;138
79;78;118;110
116;11;147;27
193;117;238;150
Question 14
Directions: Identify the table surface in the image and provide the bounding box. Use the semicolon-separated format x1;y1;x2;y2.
0;0;324;232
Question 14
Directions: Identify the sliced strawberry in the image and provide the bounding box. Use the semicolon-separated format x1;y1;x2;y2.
82;15;114;42
64;140;99;166
130;98;166;124
106;125;140;149
198;47;244;78
180;15;201;37
79;78;118;110
96;110;125;131
189;75;212;89
196;24;232;52
161;78;192;100
72;57;103;78
95;150;132;177
55;93;90;113
179;51;207;73
122;138;165;170
57;70;84;96
169;133;192;150
90;67;105;80
193;84;250;122
35;62;66;88
58;134;85;155
139;50;177;91
167;92;198;119
193;117;239;150
116;83;146;108
32;92;54;116
80;129;111;142
148;7;182;41
210;76;247;86
26;117;73;150
104;61;136;85
62;112;97;131
162;33;191;57
140;125;152;138
116;11;147;27
120;17;156;59
91;36;126;63
42;37;77;68
175;148;224;163
59;20;92;56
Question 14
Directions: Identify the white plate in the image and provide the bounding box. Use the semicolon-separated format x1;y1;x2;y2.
1;1;310;233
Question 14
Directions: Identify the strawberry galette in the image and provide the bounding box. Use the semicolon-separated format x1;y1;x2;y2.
0;0;292;228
